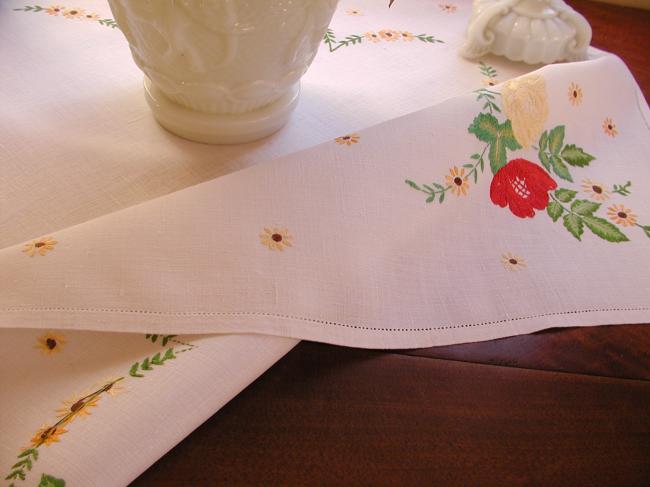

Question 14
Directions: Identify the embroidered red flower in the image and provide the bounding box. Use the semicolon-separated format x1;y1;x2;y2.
490;158;557;218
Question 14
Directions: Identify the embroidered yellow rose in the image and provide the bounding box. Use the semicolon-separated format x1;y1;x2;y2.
501;75;549;148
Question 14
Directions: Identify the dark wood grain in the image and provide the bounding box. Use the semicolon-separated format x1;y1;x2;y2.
568;0;650;101
133;343;650;487
133;2;650;486
400;324;650;380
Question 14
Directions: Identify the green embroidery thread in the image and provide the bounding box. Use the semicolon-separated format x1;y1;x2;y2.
38;473;66;487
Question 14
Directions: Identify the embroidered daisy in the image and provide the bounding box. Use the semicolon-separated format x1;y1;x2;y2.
444;166;470;196
439;3;458;13
400;31;415;42
607;204;637;227
602;118;618;137
501;253;526;271
260;228;293;251
62;8;86;19
83;12;100;21
335;133;360;146
378;29;400;42
35;332;67;355
23;236;58;257
346;8;363;16
482;77;498;87
45;5;65;16
581;179;610;201
97;377;126;397
568;82;583;106
363;31;381;43
31;425;68;447
56;393;101;421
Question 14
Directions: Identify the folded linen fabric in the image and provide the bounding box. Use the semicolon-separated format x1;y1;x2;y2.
3;53;649;349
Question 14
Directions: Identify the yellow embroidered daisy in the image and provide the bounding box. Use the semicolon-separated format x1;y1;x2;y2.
363;31;381;43
260;228;293;251
23;236;58;257
602;117;618;137
62;7;86;19
607;204;637;227
31;425;68;447
501;253;526;271
439;3;458;13
335;133;360;146
482;77;498;87
581;179;610;201
378;29;400;42
45;5;65;16
97;377;126;397
56;393;101;421
568;82;583;106
35;332;67;355
400;31;415;42
444;167;470;196
83;12;100;21
346;8;363;16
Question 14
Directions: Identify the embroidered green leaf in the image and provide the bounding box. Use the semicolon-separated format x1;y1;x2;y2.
538;150;551;172
550;155;573;182
583;216;629;242
11;459;32;471
612;181;632;196
468;113;499;143
642;226;650;238
425;195;435;203
17;449;38;460
39;473;65;487
438;191;445;203
432;183;445;191
150;352;163;365
463;163;474;169
563;213;584;241
560;144;595;167
547;202;563;222
405;180;421;191
6;470;26;481
164;348;176;360
471;153;481;160
554;189;577;203
129;362;144;378
141;357;152;370
570;199;600;216
538;131;549;152
548;125;565;155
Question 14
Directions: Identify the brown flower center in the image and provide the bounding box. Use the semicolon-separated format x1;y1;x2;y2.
271;233;283;242
46;338;57;349
453;177;463;186
509;258;518;265
386;32;393;37
592;185;602;194
617;211;627;219
41;427;54;439
573;90;578;98
342;136;350;140
71;399;85;412
608;124;613;130
69;10;78;14
35;241;45;248
488;81;495;86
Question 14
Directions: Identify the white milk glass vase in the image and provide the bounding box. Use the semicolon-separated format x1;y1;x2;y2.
108;0;339;144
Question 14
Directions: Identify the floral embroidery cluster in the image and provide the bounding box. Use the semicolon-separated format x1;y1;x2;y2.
323;28;442;53
14;4;118;28
406;63;650;243
4;377;123;484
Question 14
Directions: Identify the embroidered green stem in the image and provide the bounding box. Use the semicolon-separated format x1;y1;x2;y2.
547;192;629;242
612;181;632;196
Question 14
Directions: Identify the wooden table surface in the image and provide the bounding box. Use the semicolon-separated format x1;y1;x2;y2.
133;2;650;486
